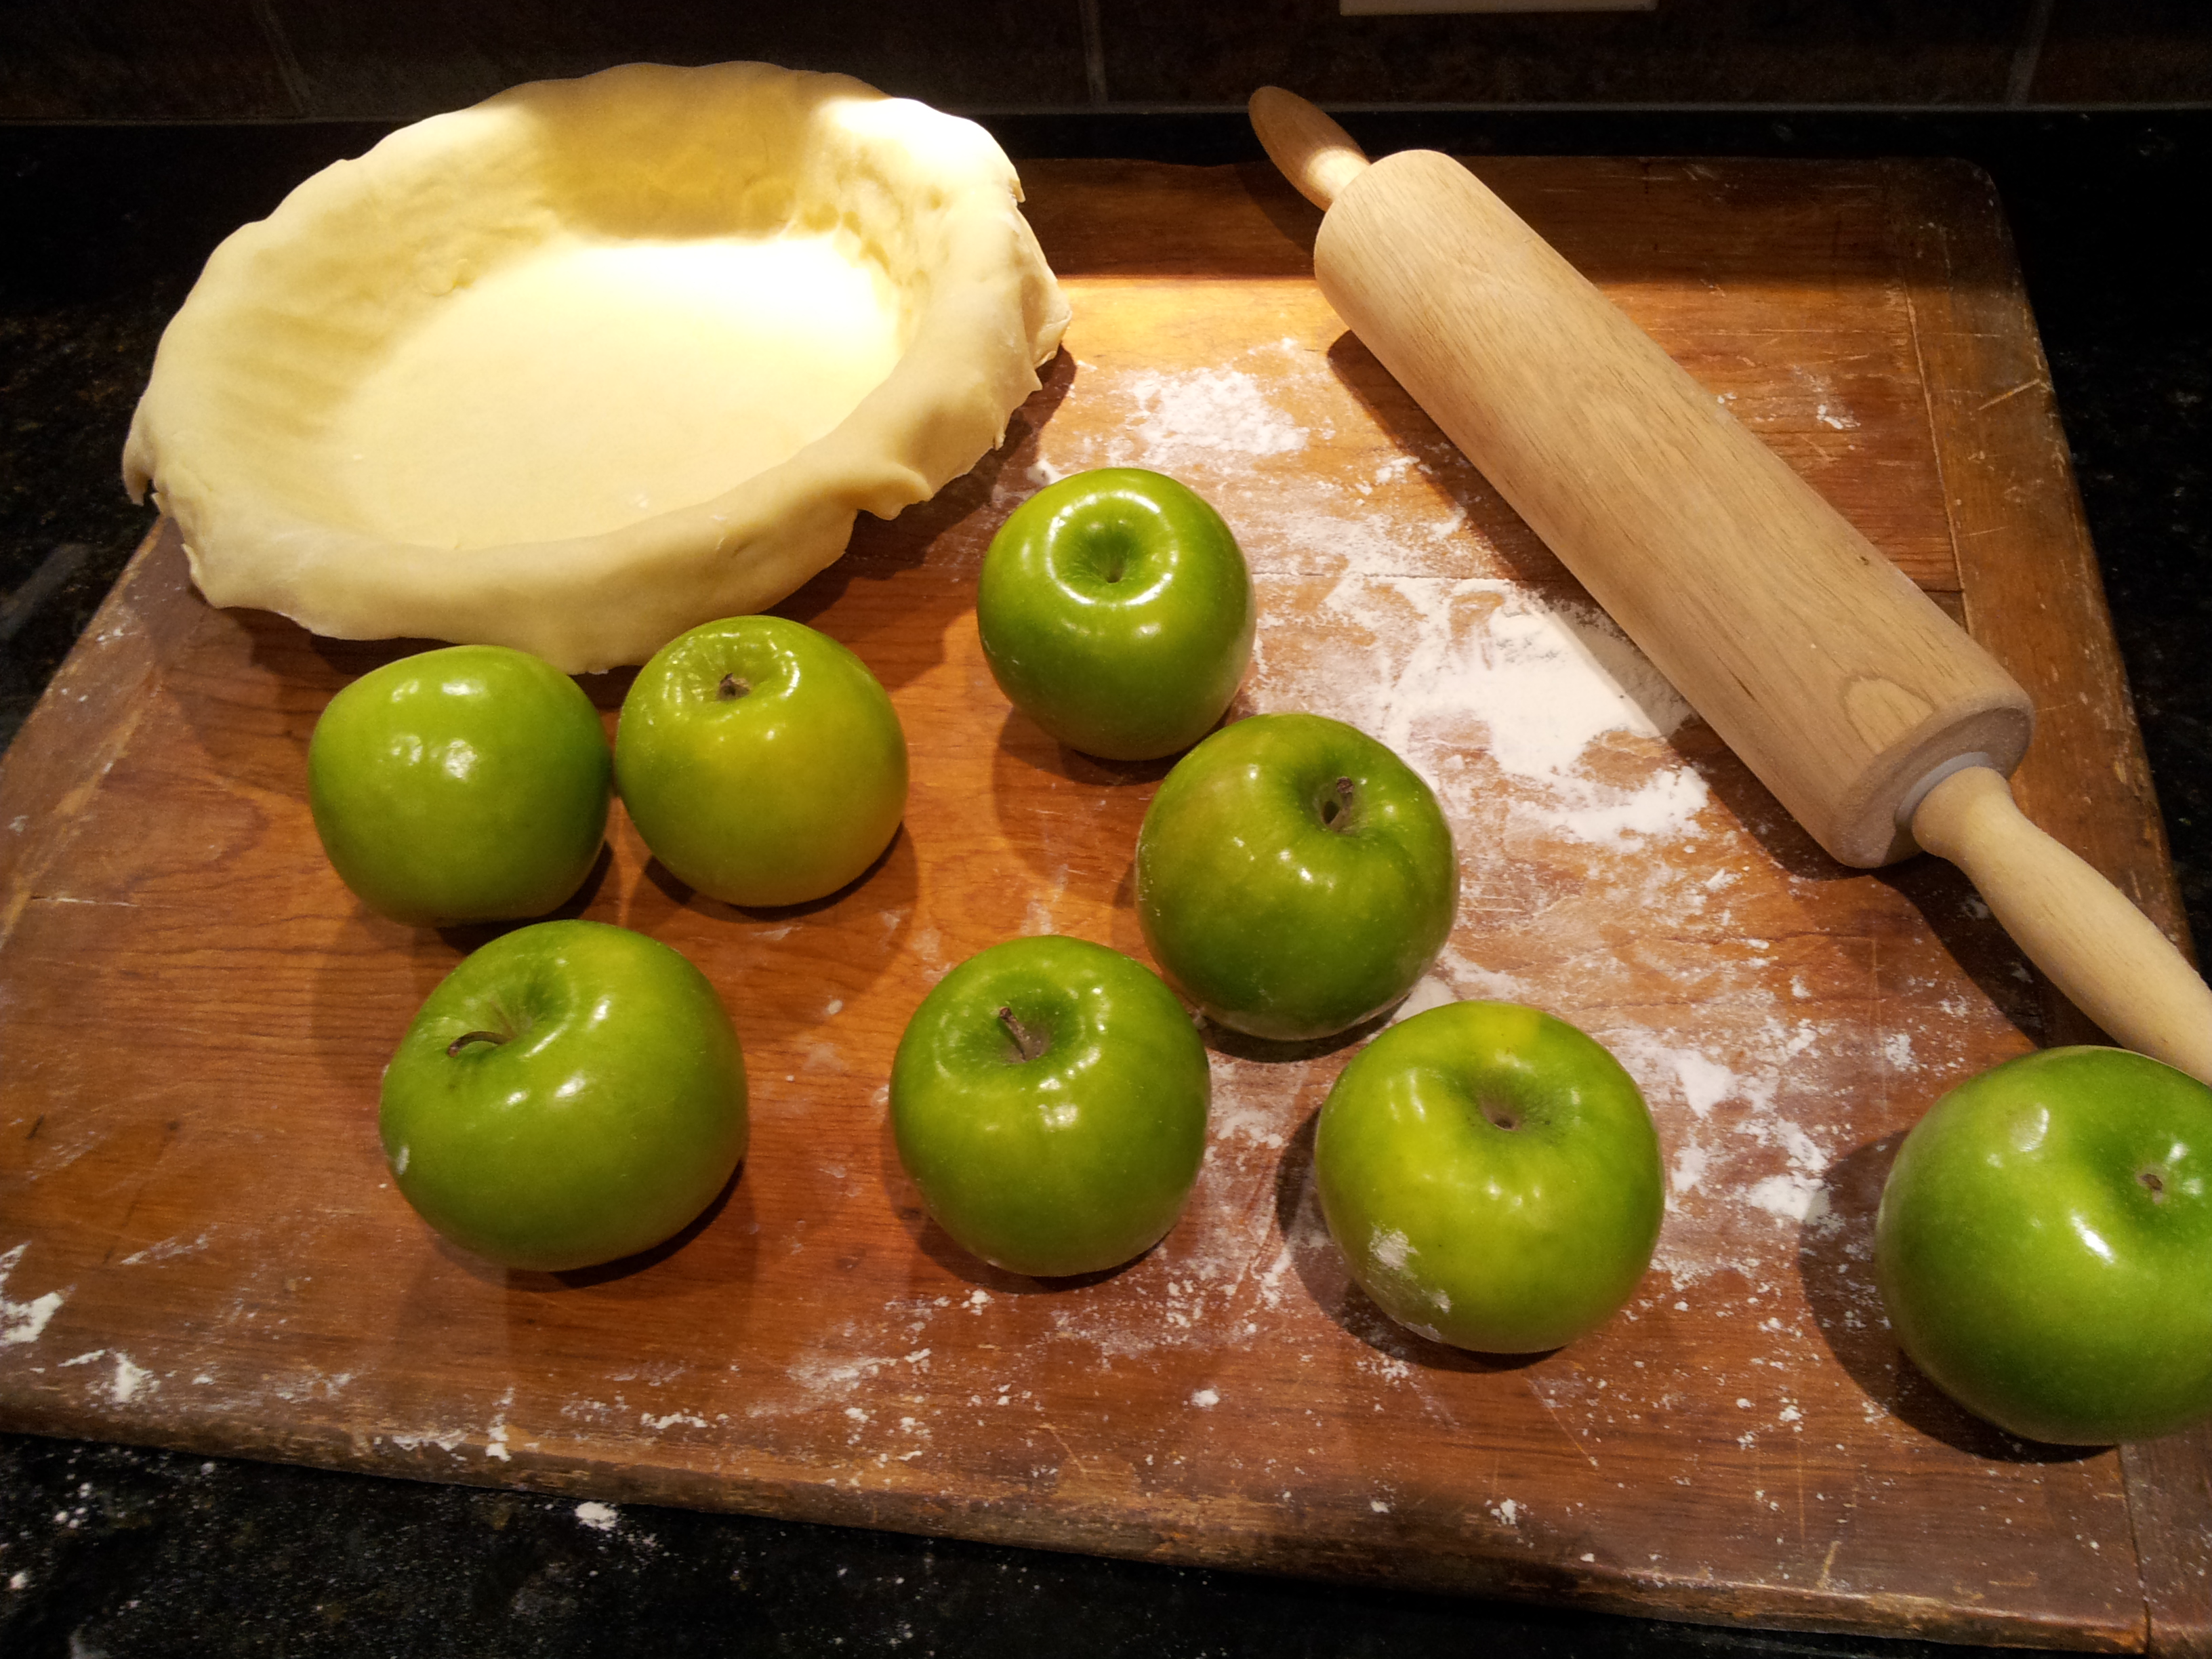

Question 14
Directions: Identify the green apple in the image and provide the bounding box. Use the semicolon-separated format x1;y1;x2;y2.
1315;1000;1662;1353
1134;712;1458;1041
308;644;611;927
977;467;1254;760
890;935;1210;1277
1875;1046;2212;1444
380;920;747;1272
615;615;908;907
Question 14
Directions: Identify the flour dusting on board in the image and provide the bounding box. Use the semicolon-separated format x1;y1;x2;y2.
0;1244;65;1347
949;320;2012;1470
1027;344;1324;485
1308;573;1708;848
1126;368;1309;464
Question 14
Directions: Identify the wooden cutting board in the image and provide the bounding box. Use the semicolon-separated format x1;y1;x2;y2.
3;156;2205;1652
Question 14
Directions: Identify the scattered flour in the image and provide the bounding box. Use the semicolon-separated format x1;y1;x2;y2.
573;1501;619;1532
108;1354;153;1405
1669;1143;1711;1196
119;1231;215;1267
1370;1229;1414;1274
1025;342;1326;491
1671;1052;1737;1119
1602;1021;1847;1288
1125;367;1308;465
1745;1173;1826;1224
0;1244;65;1347
1311;575;1707;850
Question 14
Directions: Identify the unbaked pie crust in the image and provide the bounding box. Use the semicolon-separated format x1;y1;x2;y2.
124;61;1071;672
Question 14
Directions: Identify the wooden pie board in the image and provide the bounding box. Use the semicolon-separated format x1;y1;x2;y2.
3;157;2205;1652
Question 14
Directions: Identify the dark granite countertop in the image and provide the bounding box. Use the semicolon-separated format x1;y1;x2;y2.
2;110;2206;1657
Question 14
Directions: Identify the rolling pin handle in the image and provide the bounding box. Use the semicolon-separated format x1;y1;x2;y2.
1909;764;2212;1084
1248;87;1371;211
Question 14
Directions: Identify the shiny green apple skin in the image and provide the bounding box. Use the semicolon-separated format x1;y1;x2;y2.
1875;1046;2212;1445
978;467;1254;760
615;615;908;907
1315;1000;1663;1353
1134;712;1458;1042
308;644;611;927
890;935;1210;1278
380;920;747;1272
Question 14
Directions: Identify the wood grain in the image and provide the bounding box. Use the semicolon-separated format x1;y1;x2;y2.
0;157;2190;1649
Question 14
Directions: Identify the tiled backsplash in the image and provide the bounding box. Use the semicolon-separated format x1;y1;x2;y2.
3;0;2205;121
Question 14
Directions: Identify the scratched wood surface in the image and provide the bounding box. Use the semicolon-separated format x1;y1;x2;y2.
2;157;2203;1650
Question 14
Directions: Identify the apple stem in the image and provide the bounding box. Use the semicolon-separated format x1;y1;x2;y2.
996;1005;1050;1063
446;1030;504;1057
717;674;751;701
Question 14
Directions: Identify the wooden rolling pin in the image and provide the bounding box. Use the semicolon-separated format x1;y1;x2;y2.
1250;86;2212;1084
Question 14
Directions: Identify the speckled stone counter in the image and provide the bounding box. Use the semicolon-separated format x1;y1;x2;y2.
3;110;2206;1658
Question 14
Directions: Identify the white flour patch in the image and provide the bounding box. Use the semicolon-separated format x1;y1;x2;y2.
0;1244;66;1347
1191;1387;1221;1409
1425;945;1536;1008
265;1367;354;1404
1746;1173;1824;1223
1671;1050;1737;1119
1029;347;1320;487
609;1359;689;1387
1287;567;1707;851
1788;365;1860;431
1603;1019;1843;1289
119;1231;215;1267
1205;1059;1294;1152
1671;1143;1712;1195
1370;1229;1414;1273
1125;367;1308;464
109;1354;153;1404
790;1348;933;1395
1248;500;1462;580
574;1501;619;1532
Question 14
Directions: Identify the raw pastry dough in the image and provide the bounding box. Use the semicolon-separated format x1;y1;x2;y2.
123;62;1071;672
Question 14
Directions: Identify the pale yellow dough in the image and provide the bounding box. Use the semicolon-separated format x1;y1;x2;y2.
123;62;1071;672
